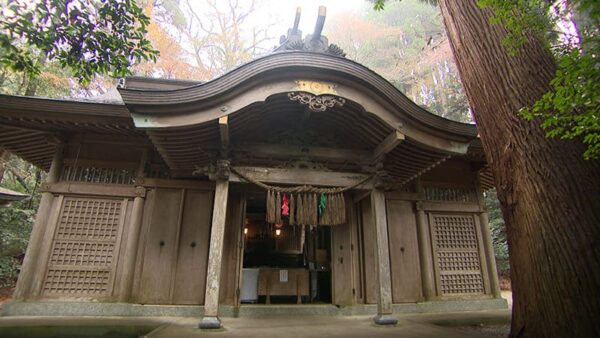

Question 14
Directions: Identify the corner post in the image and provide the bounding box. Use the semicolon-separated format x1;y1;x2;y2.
118;149;149;302
199;160;230;329
14;141;64;299
370;188;397;325
479;212;501;298
476;176;501;298
415;201;436;301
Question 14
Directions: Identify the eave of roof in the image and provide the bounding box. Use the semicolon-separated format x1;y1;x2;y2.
0;187;28;201
0;94;128;118
118;51;478;140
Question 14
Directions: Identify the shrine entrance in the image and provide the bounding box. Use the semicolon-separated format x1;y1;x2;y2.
240;190;332;305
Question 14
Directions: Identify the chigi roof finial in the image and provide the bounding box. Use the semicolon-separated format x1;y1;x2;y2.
274;6;346;57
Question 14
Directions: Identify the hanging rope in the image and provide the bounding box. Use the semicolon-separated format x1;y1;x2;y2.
230;167;373;194
232;167;369;226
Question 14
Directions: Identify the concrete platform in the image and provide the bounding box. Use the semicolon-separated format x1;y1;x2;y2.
0;310;511;338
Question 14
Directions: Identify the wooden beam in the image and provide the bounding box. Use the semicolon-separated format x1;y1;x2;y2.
42;182;144;198
233;142;370;163
373;130;405;161
231;166;372;188
219;116;229;151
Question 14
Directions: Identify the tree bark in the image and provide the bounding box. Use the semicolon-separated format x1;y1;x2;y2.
437;1;600;337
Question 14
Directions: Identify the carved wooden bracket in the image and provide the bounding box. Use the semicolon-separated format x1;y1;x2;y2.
193;159;231;181
288;92;345;112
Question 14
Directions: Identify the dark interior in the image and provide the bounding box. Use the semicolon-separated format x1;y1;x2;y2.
242;191;332;304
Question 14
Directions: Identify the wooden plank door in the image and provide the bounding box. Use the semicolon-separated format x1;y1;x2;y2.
138;188;183;304
359;198;378;304
172;189;214;304
386;199;423;303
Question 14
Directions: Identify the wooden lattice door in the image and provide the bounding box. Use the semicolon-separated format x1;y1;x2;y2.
42;196;127;297
429;213;488;296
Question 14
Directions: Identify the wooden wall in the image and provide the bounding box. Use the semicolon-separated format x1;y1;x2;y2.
134;186;214;305
386;199;423;303
219;192;245;306
331;196;354;306
39;192;133;300
31;135;493;307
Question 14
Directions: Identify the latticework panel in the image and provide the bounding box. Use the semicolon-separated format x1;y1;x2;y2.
43;197;124;297
55;198;122;241
423;186;476;203
43;268;111;295
440;273;484;294
431;214;485;296
49;241;116;266
61;165;135;185
432;215;479;250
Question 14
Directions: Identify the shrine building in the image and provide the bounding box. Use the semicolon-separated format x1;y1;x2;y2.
0;8;506;328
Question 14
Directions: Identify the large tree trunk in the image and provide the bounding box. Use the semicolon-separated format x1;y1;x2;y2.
437;1;600;337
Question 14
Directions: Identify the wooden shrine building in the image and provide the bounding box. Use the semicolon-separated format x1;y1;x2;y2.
0;8;506;327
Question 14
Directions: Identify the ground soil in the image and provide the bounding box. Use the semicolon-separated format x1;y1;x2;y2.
0;287;14;308
451;323;510;337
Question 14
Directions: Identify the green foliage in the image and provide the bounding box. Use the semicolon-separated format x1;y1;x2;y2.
477;0;554;54
0;155;42;288
477;0;600;160
0;0;158;85
520;47;600;159
485;189;509;276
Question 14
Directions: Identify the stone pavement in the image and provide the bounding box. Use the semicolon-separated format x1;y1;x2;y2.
146;310;510;338
0;309;510;338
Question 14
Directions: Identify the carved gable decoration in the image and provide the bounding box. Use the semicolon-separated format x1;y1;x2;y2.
288;92;346;112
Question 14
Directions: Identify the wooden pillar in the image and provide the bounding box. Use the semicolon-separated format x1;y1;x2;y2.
118;149;148;302
199;179;230;329
13;143;64;300
475;176;502;298
415;201;436;301
370;189;397;325
479;211;502;298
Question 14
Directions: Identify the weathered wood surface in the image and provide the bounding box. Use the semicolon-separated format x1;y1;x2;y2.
138;188;183;304
219;116;229;155
141;178;214;190
13;144;63;300
359;199;378;304
415;202;436;300
420;201;481;213
386;199;423;303
203;180;229;317
373;130;405;161
476;179;501;298
233;142;370;163
231;166;372;188
173;190;213;304
370;189;393;314
349;201;363;304
134;186;214;305
331;197;354;306
219;193;245;305
30;195;64;296
257;268;309;302
42;182;144;198
117;198;139;301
